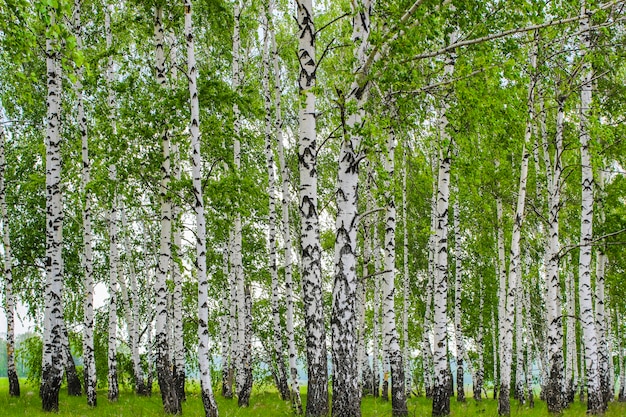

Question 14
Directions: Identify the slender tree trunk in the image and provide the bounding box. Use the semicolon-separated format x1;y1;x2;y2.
380;122;408;417
565;255;577;404
185;4;219;415
595;170;610;407
424;191;435;398
472;274;484;402
432;145;451;416
432;25;457;416
618;314;625;402
495;190;505;402
262;3;289;400
453;183;465;403
41;9;65;411
229;0;252;407
498;40;535;416
122;209;147;395
104;5;120;402
73;1;95;404
523;289;534;408
0;109;19;398
60;324;81;396
221;238;234;398
579;3;602;413
491;310;498;400
514;279;525;404
330;1;376;415
170;145;186;402
296;0;329;415
154;7;180;414
272;21;302;412
402;147;411;398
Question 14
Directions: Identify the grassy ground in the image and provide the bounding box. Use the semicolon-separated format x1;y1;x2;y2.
1;379;626;416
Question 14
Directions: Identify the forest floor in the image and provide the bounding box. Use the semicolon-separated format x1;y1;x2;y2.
1;379;626;416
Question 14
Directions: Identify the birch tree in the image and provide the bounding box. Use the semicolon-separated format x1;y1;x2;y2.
296;0;329;414
578;2;602;413
262;0;289;399
71;0;96;406
153;7;180;413
105;4;120;401
40;7;65;411
184;1;218;415
498;39;535;417
0;108;19;398
273;13;302;412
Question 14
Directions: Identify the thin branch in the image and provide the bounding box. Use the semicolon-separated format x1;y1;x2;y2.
409;0;621;61
558;228;626;259
356;207;385;225
315;12;350;36
362;269;392;281
392;67;491;96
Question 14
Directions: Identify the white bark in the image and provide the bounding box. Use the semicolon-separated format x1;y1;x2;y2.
185;4;218;414
272;15;302;412
41;9;65;411
73;1;95;403
498;41;535;416
432;27;457;417
296;0;329;414
105;5;119;401
171;143;186;401
373;218;381;397
402;146;411;396
453;182;465;402
579;2;602;413
262;3;289;399
565;255;578;403
154;7;179;413
380;122;407;416
595;169;610;405
0;108;19;397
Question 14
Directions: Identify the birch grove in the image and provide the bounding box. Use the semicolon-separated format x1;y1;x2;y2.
0;1;626;417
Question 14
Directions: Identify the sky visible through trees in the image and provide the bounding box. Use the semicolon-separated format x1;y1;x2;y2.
1;0;626;416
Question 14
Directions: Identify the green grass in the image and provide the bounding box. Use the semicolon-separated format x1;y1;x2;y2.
1;379;625;416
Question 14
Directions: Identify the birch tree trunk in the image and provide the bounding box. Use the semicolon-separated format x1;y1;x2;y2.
524;289;534;408
473;275;484;401
0;109;19;398
453;183;465;403
41;9;65;411
498;40;535;417
262;3;289;399
272;20;302;412
122;209;147;395
565;254;577;404
222;240;234;398
514;277;525;404
154;7;180;414
402;146;411;397
185;3;218;415
171;145;186;402
432;26;457;416
579;3;602;413
491;310;498;400
432;145;451;416
595;170;610;407
105;5;119;401
330;1;375;414
380;122;408;417
495;188;505;401
61;324;82;396
424;188;435;398
296;0;329;414
73;1;96;404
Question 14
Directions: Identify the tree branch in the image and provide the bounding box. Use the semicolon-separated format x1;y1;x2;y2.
410;0;621;61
